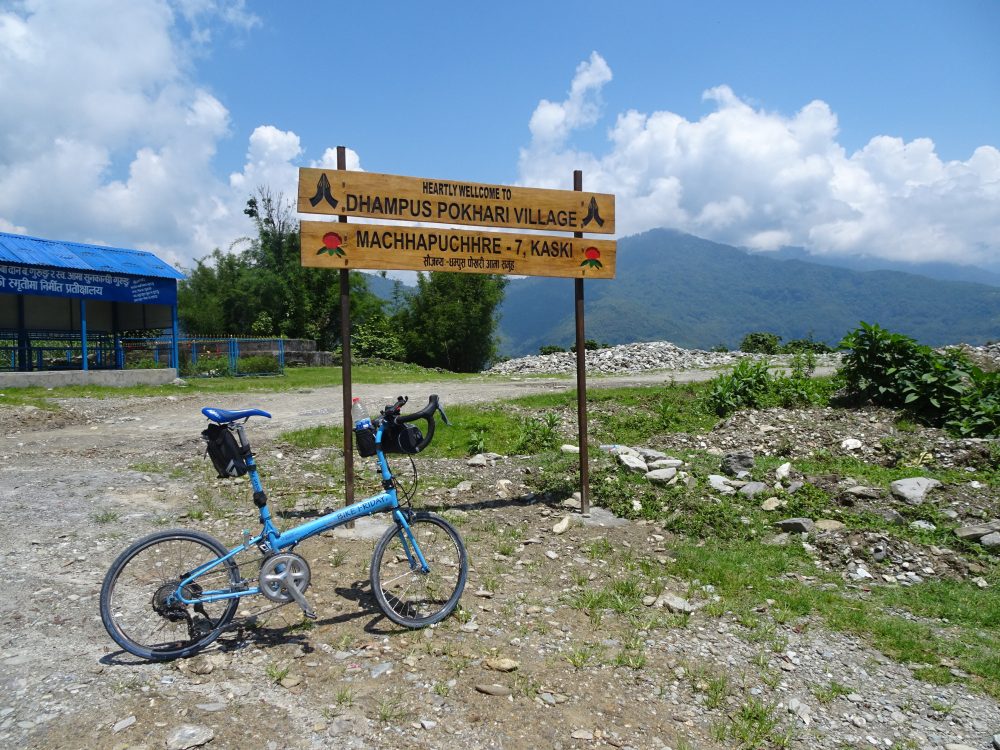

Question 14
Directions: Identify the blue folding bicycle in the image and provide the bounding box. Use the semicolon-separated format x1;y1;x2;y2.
100;394;468;661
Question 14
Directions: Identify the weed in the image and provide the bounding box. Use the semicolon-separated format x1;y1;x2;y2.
585;538;613;560
812;681;851;705
375;696;409;724
335;687;355;707
91;509;119;524
721;697;790;749
565;644;601;670
329;549;348;567
265;662;290;683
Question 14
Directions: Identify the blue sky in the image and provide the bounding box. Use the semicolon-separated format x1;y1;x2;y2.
1;0;998;270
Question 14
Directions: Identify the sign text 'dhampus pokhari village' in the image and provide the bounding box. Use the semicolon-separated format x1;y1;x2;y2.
298;169;616;279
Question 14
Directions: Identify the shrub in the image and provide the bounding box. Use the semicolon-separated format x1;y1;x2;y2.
181;354;232;377
838;322;996;437
739;332;782;354
236;354;281;375
352;315;405;361
570;339;607;353
539;345;566;355
704;359;773;416
782;337;833;354
704;356;834;417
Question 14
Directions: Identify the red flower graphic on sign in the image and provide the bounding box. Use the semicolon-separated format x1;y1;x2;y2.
317;231;346;257
580;246;603;270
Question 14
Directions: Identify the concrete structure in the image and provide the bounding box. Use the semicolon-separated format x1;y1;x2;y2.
0;368;179;388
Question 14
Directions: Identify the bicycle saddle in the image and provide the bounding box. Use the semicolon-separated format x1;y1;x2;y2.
201;407;272;423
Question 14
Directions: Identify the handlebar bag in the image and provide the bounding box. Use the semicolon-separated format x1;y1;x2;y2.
377;418;424;454
201;424;249;478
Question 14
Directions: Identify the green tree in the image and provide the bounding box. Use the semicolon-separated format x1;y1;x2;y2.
178;187;384;350
394;272;507;372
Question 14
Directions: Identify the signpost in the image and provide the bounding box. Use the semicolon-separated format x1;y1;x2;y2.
298;154;616;515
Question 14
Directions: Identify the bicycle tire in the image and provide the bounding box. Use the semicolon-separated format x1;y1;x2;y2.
370;512;468;628
100;529;240;661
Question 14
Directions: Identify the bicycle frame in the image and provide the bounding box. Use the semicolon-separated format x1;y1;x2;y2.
175;418;429;607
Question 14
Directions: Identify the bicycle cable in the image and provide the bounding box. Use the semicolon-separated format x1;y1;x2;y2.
390;454;419;506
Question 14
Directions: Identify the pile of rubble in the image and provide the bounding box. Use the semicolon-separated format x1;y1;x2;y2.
486;340;842;376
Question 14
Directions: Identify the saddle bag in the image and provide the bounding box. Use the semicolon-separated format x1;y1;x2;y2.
202;423;249;478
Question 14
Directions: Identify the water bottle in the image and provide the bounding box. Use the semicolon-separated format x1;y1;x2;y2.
351;397;372;430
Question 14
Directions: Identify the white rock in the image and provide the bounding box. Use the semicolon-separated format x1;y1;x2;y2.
552;515;572;534
645;468;677;484
560;444;580;454
617;454;648;473
165;725;215;750
840;438;863;450
775;462;792;481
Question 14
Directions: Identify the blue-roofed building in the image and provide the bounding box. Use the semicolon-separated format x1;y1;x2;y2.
0;231;185;376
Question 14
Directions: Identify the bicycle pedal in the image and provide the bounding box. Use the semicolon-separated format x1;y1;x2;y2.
283;581;317;619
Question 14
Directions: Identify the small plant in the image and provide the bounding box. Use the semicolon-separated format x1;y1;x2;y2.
329;549;347;567
565;644;600;670
585;538;613;560
466;429;487;455
513;414;560;453
722;697;789;749
265;662;290;683
91;510;119;524
375;696;409;724
433;681;450;697
335;687;355;707
812;680;851;705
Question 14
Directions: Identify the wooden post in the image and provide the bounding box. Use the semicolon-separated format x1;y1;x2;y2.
573;170;590;515
337;145;355;508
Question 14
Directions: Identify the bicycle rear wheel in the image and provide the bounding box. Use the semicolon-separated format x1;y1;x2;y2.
100;529;240;661
370;512;468;628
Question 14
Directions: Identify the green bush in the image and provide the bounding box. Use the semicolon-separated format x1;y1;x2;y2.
704;356;834;417
236;354;281;375
181;354;232;377
838;322;997;437
352;315;405;361
739;332;781;354
704;359;773;415
569;339;607;353
782;337;833;354
539;345;566;355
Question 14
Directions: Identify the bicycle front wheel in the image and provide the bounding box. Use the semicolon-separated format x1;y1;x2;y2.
370;512;468;628
100;529;240;661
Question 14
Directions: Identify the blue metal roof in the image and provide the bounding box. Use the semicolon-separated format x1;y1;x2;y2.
0;231;185;280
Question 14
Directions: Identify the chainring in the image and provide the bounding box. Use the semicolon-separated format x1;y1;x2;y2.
258;553;311;604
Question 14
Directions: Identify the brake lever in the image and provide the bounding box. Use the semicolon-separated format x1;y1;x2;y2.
437;403;451;426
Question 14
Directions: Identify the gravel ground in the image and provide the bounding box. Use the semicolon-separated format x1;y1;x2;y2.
1;370;997;750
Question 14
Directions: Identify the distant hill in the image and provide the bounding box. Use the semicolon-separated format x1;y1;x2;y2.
758;246;1000;288
496;229;1000;357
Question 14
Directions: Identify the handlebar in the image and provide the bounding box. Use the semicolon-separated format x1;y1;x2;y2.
380;394;450;453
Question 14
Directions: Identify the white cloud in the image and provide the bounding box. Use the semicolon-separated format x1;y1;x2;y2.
0;0;316;269
528;51;612;146
520;57;1000;268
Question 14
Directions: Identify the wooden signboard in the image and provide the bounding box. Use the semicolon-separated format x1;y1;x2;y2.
301;221;616;279
298;168;615;235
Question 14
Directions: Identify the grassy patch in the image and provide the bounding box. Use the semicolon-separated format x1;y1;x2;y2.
666;538;1000;698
